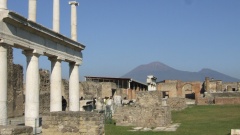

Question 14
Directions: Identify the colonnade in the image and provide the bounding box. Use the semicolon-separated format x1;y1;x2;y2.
0;0;82;132
0;45;81;126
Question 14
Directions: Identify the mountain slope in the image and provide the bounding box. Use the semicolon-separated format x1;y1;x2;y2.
122;62;240;83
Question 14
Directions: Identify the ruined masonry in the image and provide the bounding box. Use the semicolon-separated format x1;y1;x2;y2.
0;0;97;134
113;91;171;127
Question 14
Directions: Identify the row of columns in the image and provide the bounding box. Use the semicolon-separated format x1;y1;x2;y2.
0;45;81;126
0;0;81;129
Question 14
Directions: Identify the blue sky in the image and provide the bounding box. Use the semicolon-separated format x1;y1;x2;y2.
7;0;240;81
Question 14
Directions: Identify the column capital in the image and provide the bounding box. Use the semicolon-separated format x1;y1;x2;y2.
22;49;43;57
48;56;64;62
69;1;79;6
69;61;82;66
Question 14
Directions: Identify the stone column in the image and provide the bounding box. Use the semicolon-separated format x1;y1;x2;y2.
49;57;62;112
0;43;8;125
205;77;210;92
23;50;40;131
53;0;60;32
237;82;240;91
69;1;79;41
216;81;222;92
69;62;80;111
0;0;7;11
28;0;37;22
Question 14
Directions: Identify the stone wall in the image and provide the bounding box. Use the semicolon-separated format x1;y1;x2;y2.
196;97;210;105
215;97;240;105
0;126;32;135
196;92;240;105
157;80;202;100
62;79;69;110
166;98;187;111
39;69;51;114
113;91;171;127
80;81;102;100
42;111;105;135
80;81;118;99
114;106;171;127
7;47;24;118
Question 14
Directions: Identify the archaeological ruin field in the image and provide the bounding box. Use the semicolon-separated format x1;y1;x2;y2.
105;105;240;135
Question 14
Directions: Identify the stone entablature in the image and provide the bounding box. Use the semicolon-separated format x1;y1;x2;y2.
42;111;105;135
0;11;84;64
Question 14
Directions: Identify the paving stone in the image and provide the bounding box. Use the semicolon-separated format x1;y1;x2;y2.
164;127;177;131
133;127;143;130
153;127;166;131
141;128;152;131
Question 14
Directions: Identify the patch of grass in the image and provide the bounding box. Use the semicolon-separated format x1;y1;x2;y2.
105;105;240;135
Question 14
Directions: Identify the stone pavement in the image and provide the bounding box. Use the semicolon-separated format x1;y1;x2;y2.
129;123;180;132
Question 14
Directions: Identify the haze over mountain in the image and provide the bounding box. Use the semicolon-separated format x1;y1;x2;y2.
122;62;240;83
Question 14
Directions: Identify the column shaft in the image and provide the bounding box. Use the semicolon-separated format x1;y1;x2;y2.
0;0;7;11
69;1;79;41
28;0;37;22
0;44;8;125
69;62;79;111
50;57;62;112
23;51;40;127
53;0;60;32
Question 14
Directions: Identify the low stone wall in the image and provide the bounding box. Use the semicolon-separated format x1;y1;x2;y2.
113;106;171;127
0;126;32;135
196;97;210;105
113;91;171;128
166;98;187;111
42;111;105;135
215;97;240;105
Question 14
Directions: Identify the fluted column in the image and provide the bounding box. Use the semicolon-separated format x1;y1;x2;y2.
28;0;37;22
69;62;79;111
0;0;7;11
49;57;62;112
53;0;60;32
23;50;40;129
0;43;8;125
69;1;79;41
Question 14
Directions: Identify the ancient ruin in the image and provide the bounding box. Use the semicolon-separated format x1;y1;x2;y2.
0;0;86;134
113;91;171;127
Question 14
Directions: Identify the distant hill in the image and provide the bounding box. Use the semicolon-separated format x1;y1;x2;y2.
122;62;240;83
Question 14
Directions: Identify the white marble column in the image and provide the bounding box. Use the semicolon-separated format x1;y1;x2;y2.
23;50;40;129
53;0;60;32
0;44;8;125
0;0;7;11
49;57;62;112
69;1;79;41
69;62;79;111
28;0;37;22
